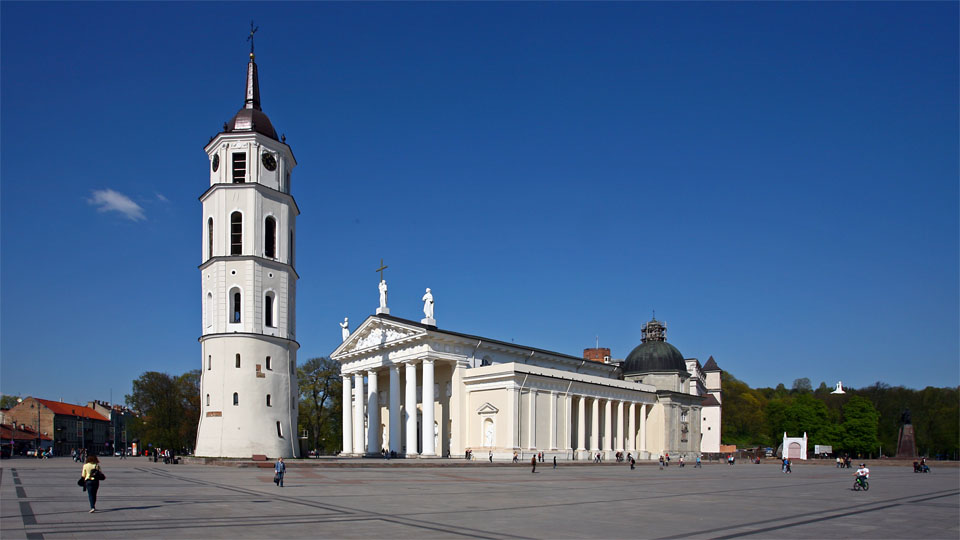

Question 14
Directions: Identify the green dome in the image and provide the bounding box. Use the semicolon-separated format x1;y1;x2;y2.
622;340;687;374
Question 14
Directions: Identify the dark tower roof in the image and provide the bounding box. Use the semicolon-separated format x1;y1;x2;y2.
224;51;278;140
702;356;721;372
622;316;688;374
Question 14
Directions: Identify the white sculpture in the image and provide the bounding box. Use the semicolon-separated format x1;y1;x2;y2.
339;317;350;342
378;280;388;310
422;288;434;319
831;381;845;394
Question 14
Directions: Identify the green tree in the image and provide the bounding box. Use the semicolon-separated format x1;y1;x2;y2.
0;394;20;409
840;396;880;457
126;371;195;452
720;372;767;446
176;370;201;452
791;378;812;393
297;357;342;455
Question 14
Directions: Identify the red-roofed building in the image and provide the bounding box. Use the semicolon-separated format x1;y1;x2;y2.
1;423;52;457
5;397;112;456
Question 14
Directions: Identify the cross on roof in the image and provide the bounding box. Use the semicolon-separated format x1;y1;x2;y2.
376;258;388;282
247;20;259;57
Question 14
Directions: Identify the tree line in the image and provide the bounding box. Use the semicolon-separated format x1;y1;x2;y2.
722;373;959;459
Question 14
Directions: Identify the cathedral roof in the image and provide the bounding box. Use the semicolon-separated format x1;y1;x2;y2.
224;53;278;140
621;316;689;374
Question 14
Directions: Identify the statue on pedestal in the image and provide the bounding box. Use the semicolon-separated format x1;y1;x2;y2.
422;288;434;319
378;280;388;310
339;317;350;342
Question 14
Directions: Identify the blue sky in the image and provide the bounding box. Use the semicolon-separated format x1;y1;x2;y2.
2;2;957;405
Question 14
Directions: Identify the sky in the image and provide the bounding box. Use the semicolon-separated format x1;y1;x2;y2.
1;2;957;406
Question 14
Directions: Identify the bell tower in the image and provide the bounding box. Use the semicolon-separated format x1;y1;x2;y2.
195;33;300;458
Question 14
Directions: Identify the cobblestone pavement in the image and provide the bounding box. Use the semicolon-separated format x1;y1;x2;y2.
2;457;957;539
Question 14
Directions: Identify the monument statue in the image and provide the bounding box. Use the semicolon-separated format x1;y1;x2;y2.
422;288;434;319
339;317;350;342
896;408;917;458
378;280;388;310
900;409;912;425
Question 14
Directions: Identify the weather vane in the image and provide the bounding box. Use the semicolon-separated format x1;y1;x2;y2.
247;20;259;58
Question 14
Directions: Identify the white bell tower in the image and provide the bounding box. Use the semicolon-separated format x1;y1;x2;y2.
195;36;300;458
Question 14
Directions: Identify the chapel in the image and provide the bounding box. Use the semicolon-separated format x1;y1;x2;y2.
332;294;722;460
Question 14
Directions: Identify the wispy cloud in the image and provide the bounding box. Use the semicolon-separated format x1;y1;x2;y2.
87;189;146;221
155;192;168;203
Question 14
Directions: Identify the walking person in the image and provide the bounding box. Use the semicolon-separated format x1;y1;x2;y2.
81;455;104;513
531;455;537;473
695;455;701;468
630;456;636;470
553;456;557;469
659;455;664;470
274;457;286;487
489;451;493;463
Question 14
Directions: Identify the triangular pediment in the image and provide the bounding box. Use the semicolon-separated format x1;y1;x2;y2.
476;402;499;415
332;317;427;358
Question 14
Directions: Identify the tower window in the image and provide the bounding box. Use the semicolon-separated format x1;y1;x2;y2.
276;421;283;438
230;288;242;323
206;394;210;406
264;217;276;258
266;394;272;407
264;293;275;328
205;292;213;328
232;152;246;183
207;217;214;259
266;356;272;370
235;354;241;368
233;392;239;406
230;212;242;255
207;355;212;370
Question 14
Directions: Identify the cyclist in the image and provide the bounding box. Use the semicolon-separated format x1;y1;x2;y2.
854;463;870;488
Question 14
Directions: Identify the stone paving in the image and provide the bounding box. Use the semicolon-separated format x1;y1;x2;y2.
1;457;957;539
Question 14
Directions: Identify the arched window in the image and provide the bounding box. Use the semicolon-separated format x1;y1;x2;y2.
276;421;283;438
264;292;275;328
205;292;213;328
230;212;242;255
266;394;272;407
264;217;276;258
207;355;211;370
233;392;239;406
266;356;272;370
207;217;214;259
230;288;241;323
235;354;241;368
206;394;210;406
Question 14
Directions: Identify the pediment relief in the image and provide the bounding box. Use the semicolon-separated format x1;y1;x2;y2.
339;319;425;355
476;402;499;415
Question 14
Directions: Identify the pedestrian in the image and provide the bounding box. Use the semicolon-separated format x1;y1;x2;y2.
695;455;701;468
531;455;537;473
553;456;557;469
679;456;684;468
81;455;104;513
513;452;518;463
630;457;636;470
274;457;286;487
659;455;664;470
489;451;493;463
785;458;792;474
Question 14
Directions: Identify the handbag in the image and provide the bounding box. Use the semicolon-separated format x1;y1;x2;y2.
77;477;85;487
273;473;279;485
93;467;106;481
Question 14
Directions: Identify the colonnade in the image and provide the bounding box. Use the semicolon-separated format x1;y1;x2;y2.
572;395;647;457
341;359;437;456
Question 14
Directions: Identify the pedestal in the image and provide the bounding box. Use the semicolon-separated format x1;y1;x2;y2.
421;317;436;326
376;307;390;315
896;425;917;458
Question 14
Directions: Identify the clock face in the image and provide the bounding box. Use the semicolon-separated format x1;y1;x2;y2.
212;154;220;172
261;152;277;171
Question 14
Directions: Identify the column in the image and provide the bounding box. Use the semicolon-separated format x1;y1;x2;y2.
510;387;521;449
615;400;624;452
603;399;612;453
576;395;586;452
627;402;636;453
353;373;364;453
389;365;401;454
549;392;558;450
366;370;379;454
591;398;600;452
528;389;537;449
405;362;417;456
639;403;647;455
421;359;436;456
342;371;353;454
565;394;573;451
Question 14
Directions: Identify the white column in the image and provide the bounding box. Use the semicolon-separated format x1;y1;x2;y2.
565;394;573;451
342;372;353;454
367;370;379;454
628;402;636;453
591;398;600;452
549;392;558;450
616;400;624;452
528;389;537;449
603;399;612;453
405;362;417;456
353;373;364;453
389;365;401;454
577;396;586;452
639;403;647;455
510;387;521;449
421;359;436;456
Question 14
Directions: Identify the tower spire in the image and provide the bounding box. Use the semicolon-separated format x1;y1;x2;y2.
244;21;261;111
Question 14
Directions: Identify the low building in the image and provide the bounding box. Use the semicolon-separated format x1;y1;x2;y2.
0;423;52;456
5;397;111;456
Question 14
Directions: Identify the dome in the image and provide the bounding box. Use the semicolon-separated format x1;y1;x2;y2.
227;108;277;140
622;340;688;374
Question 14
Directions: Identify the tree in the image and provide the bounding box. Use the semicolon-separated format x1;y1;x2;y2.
791;378;812;393
126;371;196;452
840;396;880;457
297;357;342;454
176;370;201;452
0;394;20;409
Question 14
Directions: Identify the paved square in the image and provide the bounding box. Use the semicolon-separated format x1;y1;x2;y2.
2;458;957;539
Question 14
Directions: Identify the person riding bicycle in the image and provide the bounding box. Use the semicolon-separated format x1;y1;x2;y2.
854;463;870;487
